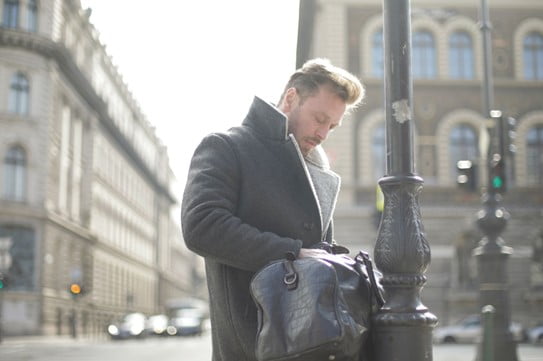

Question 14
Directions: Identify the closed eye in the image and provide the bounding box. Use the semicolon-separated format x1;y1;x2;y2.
315;116;326;125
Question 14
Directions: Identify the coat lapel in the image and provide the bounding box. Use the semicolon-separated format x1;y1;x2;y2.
304;147;341;238
243;96;341;241
286;135;340;240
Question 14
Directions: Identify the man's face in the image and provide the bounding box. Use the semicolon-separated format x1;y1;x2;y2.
281;86;346;156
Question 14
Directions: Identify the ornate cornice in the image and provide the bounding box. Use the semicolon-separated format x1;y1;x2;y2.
0;27;57;57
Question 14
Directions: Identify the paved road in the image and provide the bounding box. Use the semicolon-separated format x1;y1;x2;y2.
1;332;541;361
1;334;212;361
433;343;542;361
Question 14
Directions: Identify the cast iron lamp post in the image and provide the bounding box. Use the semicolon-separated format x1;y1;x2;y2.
372;1;437;360
474;112;519;361
474;0;519;359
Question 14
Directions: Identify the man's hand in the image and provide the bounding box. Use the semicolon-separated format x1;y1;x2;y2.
298;248;330;258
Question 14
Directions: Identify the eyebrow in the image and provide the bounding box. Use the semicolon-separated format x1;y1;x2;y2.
314;111;330;122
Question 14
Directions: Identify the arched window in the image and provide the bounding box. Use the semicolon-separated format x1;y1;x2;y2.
526;126;543;185
3;145;26;201
449;31;474;79
26;0;37;32
372;29;384;78
449;124;478;179
8;72;29;115
413;30;436;79
524;32;543;80
2;0;19;28
372;124;386;180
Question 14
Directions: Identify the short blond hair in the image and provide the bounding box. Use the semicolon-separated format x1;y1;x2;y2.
279;58;365;110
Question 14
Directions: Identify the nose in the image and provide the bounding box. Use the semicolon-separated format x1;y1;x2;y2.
315;126;329;141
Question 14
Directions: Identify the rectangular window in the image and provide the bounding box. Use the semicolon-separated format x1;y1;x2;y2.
0;226;36;291
3;0;19;28
71;118;83;220
58;105;71;212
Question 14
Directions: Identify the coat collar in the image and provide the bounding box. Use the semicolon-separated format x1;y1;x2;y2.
242;96;330;170
242;96;288;141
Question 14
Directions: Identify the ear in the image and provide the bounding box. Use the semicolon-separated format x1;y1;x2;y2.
282;87;298;113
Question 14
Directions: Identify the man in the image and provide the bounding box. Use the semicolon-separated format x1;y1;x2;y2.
181;58;364;361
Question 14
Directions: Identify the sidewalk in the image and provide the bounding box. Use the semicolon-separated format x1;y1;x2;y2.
2;335;541;360
433;343;542;361
2;333;107;345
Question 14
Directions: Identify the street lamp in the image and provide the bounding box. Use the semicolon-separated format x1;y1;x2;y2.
373;1;437;360
476;1;519;358
473;110;519;361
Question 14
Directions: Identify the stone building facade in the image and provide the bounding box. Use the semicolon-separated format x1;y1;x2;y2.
0;0;202;336
298;0;543;327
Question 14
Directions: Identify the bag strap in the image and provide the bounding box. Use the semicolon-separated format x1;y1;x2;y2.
310;241;350;255
283;252;298;290
355;251;385;308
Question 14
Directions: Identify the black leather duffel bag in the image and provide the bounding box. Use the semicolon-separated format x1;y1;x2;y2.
250;250;384;361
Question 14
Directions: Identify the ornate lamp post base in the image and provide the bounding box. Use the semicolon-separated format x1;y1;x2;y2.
373;176;438;361
474;193;519;361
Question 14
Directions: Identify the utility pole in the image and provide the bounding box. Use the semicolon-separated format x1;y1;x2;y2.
373;1;437;360
480;0;494;116
474;1;519;360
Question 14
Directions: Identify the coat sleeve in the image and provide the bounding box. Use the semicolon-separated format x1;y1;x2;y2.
181;133;303;272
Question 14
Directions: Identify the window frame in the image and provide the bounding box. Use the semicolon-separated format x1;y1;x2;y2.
3;145;27;202
412;30;437;79
526;125;543;185
26;0;37;32
371;29;384;78
449;124;479;180
523;31;543;80
449;31;474;79
2;0;19;28
8;71;30;115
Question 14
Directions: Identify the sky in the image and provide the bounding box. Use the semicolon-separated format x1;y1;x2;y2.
80;0;300;198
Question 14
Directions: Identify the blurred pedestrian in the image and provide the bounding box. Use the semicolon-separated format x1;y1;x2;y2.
181;58;365;361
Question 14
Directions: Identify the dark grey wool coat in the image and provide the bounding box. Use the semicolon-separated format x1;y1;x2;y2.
181;96;341;361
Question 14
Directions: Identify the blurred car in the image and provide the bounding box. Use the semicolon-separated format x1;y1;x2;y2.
433;314;525;343
107;312;147;340
167;308;206;336
527;323;543;344
145;314;169;336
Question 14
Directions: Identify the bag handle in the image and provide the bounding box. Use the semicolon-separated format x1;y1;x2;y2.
355;251;385;308
283;252;298;290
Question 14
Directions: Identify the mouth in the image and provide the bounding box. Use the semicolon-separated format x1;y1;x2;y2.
305;138;320;148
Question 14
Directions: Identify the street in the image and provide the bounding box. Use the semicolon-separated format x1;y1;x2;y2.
1;332;541;361
0;334;212;361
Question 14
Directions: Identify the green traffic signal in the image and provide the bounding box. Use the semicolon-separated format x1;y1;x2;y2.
0;279;4;289
492;175;504;189
489;153;506;192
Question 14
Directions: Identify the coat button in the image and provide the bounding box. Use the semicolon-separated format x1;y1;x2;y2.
303;222;315;230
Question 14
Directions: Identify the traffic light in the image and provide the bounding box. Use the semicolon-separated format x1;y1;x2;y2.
0;273;7;290
502;116;516;156
456;160;477;192
489;153;506;192
68;282;83;297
